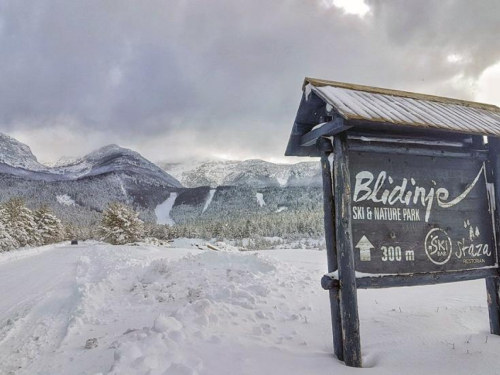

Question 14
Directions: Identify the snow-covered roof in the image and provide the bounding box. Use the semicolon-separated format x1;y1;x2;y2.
304;77;500;136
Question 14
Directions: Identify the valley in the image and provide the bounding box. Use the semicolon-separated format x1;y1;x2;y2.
0;133;324;243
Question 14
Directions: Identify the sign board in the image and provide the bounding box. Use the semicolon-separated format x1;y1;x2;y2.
284;78;500;368
349;151;497;274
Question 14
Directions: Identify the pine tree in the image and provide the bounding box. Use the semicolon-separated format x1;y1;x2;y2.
0;207;19;251
64;222;78;241
99;202;144;245
3;198;42;247
34;205;64;245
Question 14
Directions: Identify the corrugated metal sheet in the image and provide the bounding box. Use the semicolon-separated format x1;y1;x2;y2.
305;78;500;136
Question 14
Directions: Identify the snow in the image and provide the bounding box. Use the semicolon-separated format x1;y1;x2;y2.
202;188;216;213
276;176;289;186
311;122;327;131
56;194;76;206
162;158;319;188
0;136;182;187
155;192;178;225
256;192;266;207
311;84;500;136
0;133;48;171
0;243;499;374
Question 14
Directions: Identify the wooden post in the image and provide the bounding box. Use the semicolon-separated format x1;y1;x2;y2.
333;133;362;367
317;137;344;361
486;136;500;335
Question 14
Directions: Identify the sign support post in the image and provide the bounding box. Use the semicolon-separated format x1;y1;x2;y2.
333;133;362;368
318;137;344;361
486;137;500;334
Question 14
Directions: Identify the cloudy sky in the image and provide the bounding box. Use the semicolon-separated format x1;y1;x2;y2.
2;0;500;164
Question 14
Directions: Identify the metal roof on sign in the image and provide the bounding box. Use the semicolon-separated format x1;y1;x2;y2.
304;77;500;137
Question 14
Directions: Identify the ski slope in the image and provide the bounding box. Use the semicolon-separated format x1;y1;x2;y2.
0;242;498;374
155;192;178;225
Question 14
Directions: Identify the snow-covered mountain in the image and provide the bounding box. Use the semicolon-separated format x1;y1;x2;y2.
160;159;321;188
0;133;323;231
0;133;48;171
0;135;181;187
51;144;182;187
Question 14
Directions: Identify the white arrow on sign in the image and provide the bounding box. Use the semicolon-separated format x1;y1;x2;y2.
355;235;374;262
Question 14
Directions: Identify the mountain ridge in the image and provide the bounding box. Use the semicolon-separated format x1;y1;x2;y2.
0;135;181;187
159;159;321;188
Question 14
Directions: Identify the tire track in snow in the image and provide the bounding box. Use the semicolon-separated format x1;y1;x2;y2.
0;246;83;374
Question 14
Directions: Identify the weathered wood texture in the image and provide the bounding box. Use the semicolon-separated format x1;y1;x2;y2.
348;141;489;160
348;145;495;275
321;268;498;290
486;136;500;335
305;78;500;137
333;133;362;367
347;129;474;147
319;137;343;360
301;117;351;147
285;92;330;157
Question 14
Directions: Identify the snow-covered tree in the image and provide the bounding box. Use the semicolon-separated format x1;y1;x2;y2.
3;198;42;247
34;205;65;245
99;202;144;245
0;207;19;251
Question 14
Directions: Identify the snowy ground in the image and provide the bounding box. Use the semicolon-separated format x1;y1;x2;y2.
0;242;499;374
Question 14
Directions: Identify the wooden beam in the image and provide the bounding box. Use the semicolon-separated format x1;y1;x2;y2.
285;92;329;157
348;142;489;160
321;268;499;290
486;136;500;335
300;117;350;147
333;133;362;368
318;137;343;361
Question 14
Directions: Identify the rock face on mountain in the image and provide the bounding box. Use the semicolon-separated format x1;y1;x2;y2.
0;136;181;187
0;133;48;171
161;159;321;188
52;144;182;187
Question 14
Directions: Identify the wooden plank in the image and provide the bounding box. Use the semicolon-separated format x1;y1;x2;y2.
321;268;498;289
300;117;351;147
318;137;343;361
486;136;500;335
321;268;498;290
357;268;498;289
348;141;489;160
333;133;362;367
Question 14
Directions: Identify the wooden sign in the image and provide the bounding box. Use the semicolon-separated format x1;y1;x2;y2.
315;134;500;369
285;78;500;370
349;151;496;274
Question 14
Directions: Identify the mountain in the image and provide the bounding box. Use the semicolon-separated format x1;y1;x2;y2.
160;159;321;188
0;137;181;187
51;144;182;187
0;133;324;239
0;135;182;227
0;133;48;171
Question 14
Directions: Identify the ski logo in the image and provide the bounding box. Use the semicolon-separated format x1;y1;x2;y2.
424;228;453;265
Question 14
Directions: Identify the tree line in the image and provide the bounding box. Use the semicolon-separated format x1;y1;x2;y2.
0;197;325;251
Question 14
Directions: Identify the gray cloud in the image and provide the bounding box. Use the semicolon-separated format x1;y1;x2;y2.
1;0;499;163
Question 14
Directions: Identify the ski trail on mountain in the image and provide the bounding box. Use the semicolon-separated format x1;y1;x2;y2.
256;192;266;207
203;188;216;213
155;192;178;225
